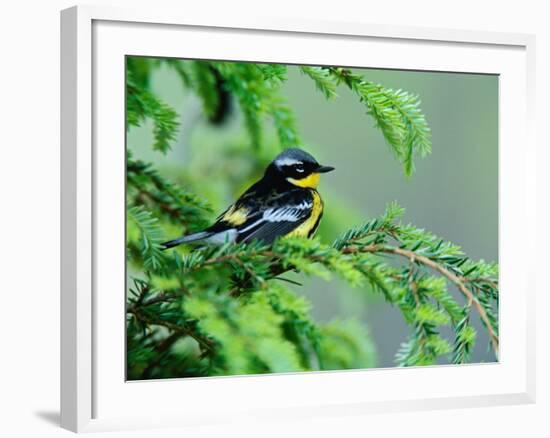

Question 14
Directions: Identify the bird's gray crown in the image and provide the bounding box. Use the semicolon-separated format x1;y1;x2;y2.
274;148;318;168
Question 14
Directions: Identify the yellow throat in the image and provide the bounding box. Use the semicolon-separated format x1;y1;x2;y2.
287;172;321;189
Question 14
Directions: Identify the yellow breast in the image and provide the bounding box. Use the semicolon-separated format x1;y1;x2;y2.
286;190;323;238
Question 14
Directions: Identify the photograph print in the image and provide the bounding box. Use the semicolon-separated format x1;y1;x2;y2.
126;56;499;380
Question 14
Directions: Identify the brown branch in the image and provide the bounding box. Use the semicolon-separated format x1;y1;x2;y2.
127;307;214;352
140;291;178;307
127;289;189;312
343;244;499;358
175;240;499;358
136;191;188;223
199;250;278;268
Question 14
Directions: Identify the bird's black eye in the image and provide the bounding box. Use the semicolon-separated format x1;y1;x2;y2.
294;163;305;173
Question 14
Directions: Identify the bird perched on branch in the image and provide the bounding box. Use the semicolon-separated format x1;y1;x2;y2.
162;148;335;248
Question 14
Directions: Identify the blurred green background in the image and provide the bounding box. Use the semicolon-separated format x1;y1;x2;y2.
128;61;498;367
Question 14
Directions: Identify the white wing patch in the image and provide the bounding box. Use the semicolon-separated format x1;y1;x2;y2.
264;200;311;221
239;200;312;233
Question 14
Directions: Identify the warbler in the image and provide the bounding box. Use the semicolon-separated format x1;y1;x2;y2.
161;148;335;248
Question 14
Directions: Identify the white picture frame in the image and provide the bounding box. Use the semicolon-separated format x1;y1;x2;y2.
60;4;536;433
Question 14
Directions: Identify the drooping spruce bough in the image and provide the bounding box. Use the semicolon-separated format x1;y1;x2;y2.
126;58;498;379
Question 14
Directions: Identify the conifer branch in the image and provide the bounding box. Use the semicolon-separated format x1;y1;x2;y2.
126;72;179;153
127;156;212;230
212;62;301;149
127;178;498;375
342;244;498;357
328;67;431;176
150;203;498;364
300;66;338;99
127;206;166;271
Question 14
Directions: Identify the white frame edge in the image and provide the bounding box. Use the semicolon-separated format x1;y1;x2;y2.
60;4;537;433
61;5;94;432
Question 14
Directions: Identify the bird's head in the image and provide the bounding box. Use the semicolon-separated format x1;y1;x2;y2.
265;148;335;189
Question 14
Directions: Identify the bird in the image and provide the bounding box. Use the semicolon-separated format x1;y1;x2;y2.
161;148;335;249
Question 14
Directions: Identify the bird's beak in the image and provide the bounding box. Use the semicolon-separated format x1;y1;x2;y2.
316;165;335;173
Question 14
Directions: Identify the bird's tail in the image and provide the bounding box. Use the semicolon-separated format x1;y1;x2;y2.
161;231;213;249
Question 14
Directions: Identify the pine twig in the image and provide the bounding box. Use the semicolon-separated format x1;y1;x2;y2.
343;244;499;357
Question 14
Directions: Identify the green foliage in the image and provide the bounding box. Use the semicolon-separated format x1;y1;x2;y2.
127;153;212;233
214;61;299;149
127;205;165;271
318;319;377;370
330;202;498;366
329;68;432;176
125;57;498;379
300;66;338;99
183;288;305;375
127;58;431;175
126;201;498;377
126;71;179;153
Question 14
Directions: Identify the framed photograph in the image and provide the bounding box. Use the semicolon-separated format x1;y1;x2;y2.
61;5;536;432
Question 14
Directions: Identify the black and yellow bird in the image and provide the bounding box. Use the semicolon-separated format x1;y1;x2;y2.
161;148;335;249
